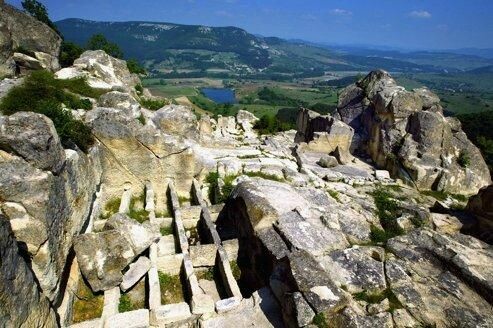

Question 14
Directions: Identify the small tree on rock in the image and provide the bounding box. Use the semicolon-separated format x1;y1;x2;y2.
21;0;60;35
86;34;123;59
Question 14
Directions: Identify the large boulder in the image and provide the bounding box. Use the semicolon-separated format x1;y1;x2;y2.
0;2;61;75
0;112;65;173
56;50;140;93
74;213;159;292
337;70;491;194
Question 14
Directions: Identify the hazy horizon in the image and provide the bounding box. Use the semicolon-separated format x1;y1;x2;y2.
6;0;493;51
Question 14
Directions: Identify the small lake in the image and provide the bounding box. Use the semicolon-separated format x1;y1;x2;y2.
201;88;236;104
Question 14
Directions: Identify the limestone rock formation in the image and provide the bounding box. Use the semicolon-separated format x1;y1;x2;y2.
295;108;354;155
0;216;58;328
336;70;491;194
0;2;61;75
0;111;102;302
0;112;65;173
56;50;140;93
74;213;159;291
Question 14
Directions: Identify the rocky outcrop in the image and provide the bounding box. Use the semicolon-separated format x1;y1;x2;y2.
336;70;491;194
0;2;61;75
295;108;354;155
221;176;493;327
56;50;140;93
0;216;58;328
0;111;102;302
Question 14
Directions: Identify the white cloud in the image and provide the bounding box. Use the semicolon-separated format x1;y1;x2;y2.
330;9;353;16
409;10;432;19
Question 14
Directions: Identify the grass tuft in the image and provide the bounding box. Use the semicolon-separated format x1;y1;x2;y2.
158;272;185;305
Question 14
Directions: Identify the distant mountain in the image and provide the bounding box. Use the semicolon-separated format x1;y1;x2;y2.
57;18;490;78
468;65;493;74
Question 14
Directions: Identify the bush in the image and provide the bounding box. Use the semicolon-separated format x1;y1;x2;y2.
127;59;146;75
60;41;84;68
86;34;123;59
371;187;404;243
458;151;471;168
254;114;294;135
0;71;97;151
139;97;168;111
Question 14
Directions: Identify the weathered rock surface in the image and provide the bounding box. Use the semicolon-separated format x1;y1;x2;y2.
0;2;61;75
0;126;102;302
336;70;491;194
467;184;493;242
0;216;58;328
74;214;159;291
295;108;354;155
98;91;141;118
0;112;65;173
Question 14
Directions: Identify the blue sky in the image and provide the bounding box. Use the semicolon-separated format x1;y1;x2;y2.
7;0;493;50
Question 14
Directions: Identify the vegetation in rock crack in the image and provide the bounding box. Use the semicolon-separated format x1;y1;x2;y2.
158;272;185;305
458;151;471;168
128;193;148;223
371;187;404;243
134;84;144;95
72;278;104;323
178;196;190;206
160;225;173;236
196;267;215;281
230;260;242;281
137;113;146;125
206;171;221;204
245;171;284;182
328;189;341;202
118;294;134;313
100;197;121;220
139;97;168;111
0;71;98;151
312;312;329;328
353;288;403;312
420;190;468;203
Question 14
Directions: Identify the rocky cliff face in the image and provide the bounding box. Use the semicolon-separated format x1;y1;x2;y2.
0;2;62;76
335;70;491;195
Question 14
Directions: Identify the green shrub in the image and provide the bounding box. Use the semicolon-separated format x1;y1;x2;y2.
230;260;241;280
160;226;173;236
312;312;328;328
253;114;294;135
371;187;404;243
137;113;146;125
60;41;84;68
86;34;123;59
135;84;144;94
458;151;471;168
139;98;168;111
244;171;284;182
127;59;146;75
118;294;133;313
